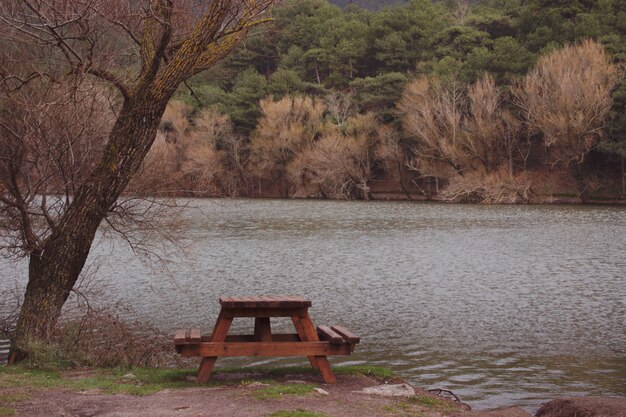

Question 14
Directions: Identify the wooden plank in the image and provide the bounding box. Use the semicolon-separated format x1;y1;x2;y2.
292;316;319;370
252;296;277;308
197;310;233;384
239;296;256;308
282;295;312;308
331;326;360;344
180;341;352;357
219;296;312;308
174;330;187;345
221;307;309;318
254;317;273;342
299;312;337;384
201;334;300;342
190;329;201;344
185;330;191;343
317;326;344;344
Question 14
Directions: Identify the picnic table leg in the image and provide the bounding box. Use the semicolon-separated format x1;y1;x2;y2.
254;317;273;342
291;316;319;370
296;313;337;384
197;310;233;383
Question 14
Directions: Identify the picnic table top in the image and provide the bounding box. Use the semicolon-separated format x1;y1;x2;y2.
219;295;312;308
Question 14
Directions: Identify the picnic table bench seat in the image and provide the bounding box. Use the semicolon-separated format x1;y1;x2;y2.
173;296;360;384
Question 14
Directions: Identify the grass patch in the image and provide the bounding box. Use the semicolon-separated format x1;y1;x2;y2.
409;395;457;410
216;365;395;379
0;407;14;416
0;364;396;397
0;392;29;417
333;365;395;379
0;393;29;405
252;384;317;400
383;395;458;416
0;366;203;396
267;411;329;417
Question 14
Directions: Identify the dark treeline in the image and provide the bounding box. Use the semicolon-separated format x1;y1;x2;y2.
135;0;626;202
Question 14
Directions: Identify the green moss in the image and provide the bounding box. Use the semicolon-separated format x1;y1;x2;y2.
252;384;317;400
267;411;329;417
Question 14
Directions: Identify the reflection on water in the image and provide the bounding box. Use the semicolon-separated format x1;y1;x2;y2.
2;199;625;410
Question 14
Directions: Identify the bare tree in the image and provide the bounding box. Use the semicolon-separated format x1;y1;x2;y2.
397;76;465;181
463;74;506;172
249;96;324;197
513;39;621;201
0;0;275;359
288;112;396;200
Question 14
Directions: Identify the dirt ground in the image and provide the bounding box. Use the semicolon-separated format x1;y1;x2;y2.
2;370;533;417
6;373;433;417
4;370;624;417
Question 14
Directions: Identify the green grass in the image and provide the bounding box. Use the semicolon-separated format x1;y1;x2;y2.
216;365;395;380
267;411;330;417
0;394;28;404
252;384;317;400
409;395;457;410
0;364;395;397
0;392;29;417
0;406;15;416
0;366;203;396
333;365;395;379
382;395;459;416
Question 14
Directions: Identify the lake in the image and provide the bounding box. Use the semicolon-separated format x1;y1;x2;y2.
2;199;625;411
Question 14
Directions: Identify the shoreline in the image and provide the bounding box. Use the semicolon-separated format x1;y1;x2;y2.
1;365;625;417
138;192;626;206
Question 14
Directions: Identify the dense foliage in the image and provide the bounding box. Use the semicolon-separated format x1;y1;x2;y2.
157;0;626;201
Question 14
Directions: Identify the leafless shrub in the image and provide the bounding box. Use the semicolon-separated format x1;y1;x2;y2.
1;274;177;368
463;74;506;171
398;76;466;178
442;169;536;204
131;102;242;197
0;283;21;340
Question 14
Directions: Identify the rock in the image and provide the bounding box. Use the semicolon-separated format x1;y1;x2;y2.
314;388;329;395
285;379;308;384
185;376;197;383
452;407;532;417
536;396;626;417
247;382;269;387
360;383;416;397
118;373;140;384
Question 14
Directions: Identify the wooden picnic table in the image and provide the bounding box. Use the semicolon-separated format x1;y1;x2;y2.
174;295;360;384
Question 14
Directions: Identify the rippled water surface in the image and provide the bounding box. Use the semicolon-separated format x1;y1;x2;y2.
3;199;626;410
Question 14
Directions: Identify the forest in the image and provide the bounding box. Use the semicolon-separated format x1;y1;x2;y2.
6;0;626;203
129;0;625;203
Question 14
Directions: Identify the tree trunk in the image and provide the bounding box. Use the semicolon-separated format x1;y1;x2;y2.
11;93;170;360
570;160;588;203
621;156;626;198
396;159;413;200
